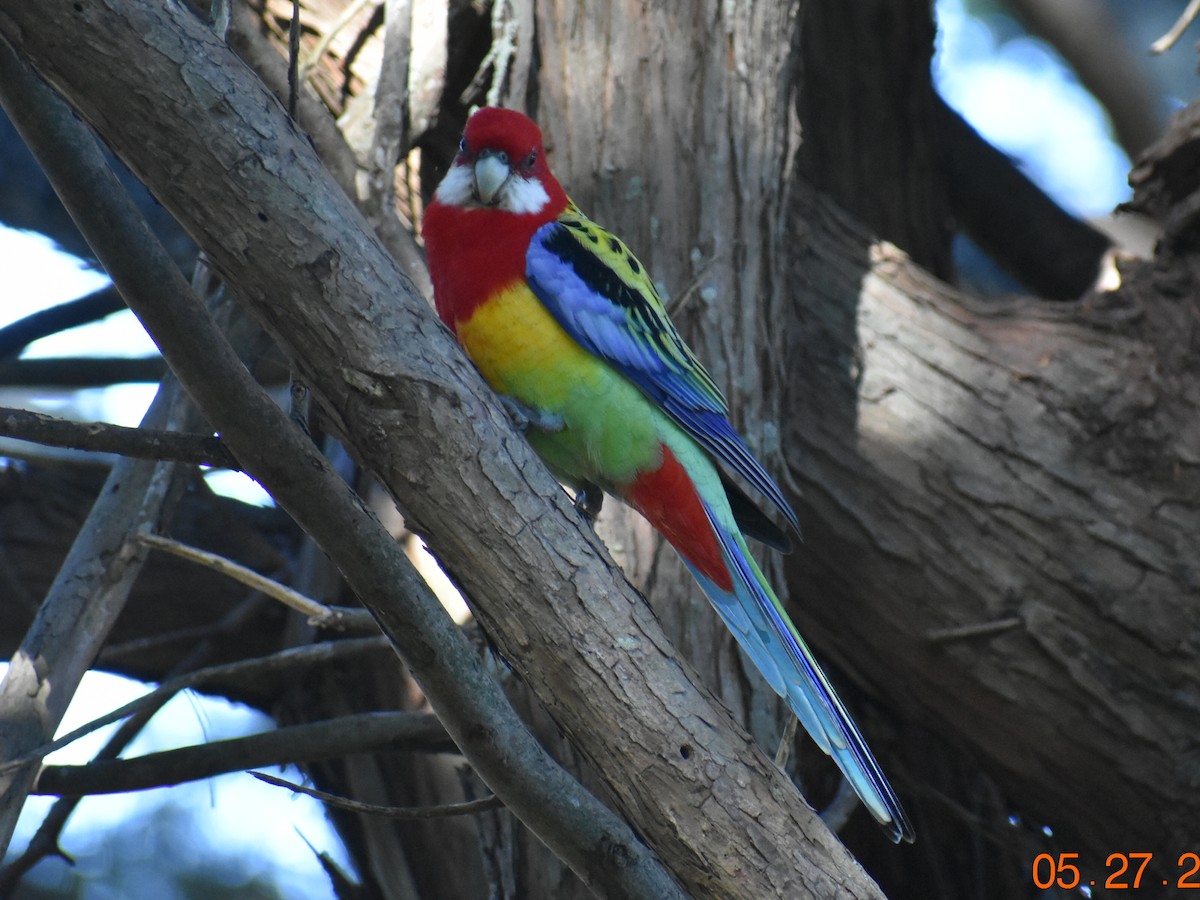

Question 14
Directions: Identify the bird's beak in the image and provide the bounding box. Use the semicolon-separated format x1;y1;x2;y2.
473;152;511;206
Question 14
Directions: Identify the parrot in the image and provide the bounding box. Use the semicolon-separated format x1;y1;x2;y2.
421;106;914;844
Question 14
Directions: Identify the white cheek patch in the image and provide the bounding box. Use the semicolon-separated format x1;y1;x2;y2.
434;164;475;206
500;176;550;215
434;164;550;215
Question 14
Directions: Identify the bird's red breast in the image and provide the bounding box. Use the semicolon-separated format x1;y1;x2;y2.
423;202;552;332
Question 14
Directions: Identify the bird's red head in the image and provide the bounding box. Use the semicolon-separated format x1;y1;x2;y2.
432;107;567;218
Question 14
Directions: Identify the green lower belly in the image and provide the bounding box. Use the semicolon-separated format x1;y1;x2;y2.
458;284;663;489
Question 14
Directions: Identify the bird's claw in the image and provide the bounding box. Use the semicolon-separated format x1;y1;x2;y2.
500;395;565;433
574;482;604;521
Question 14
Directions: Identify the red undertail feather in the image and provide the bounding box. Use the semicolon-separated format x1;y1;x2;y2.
627;446;733;592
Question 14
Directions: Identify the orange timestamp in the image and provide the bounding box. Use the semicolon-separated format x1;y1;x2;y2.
1032;852;1200;891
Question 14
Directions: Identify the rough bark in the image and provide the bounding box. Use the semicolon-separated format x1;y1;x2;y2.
0;375;188;847
787;185;1199;887
0;1;884;896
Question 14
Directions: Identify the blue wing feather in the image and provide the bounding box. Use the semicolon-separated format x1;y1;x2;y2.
527;211;799;532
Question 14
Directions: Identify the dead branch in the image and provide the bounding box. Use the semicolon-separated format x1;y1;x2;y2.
0;406;235;468
252;771;502;819
34;712;451;796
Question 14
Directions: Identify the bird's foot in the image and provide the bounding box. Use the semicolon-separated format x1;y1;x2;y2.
499;395;565;433
574;482;604;521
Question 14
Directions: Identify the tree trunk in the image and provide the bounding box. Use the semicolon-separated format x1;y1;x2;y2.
786;185;1199;892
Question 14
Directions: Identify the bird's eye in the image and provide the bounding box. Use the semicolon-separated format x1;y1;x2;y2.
458;138;468;155
522;151;538;169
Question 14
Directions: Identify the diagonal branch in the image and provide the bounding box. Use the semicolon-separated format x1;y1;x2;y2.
134;532;377;631
0;42;217;846
136;533;331;619
1007;0;1165;158
937;96;1112;299
0;285;124;360
0;593;310;892
0;2;887;894
0;34;687;900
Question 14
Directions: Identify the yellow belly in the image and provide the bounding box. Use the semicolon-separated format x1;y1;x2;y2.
456;282;662;486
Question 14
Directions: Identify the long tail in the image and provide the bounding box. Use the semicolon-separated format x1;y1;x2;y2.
687;502;915;844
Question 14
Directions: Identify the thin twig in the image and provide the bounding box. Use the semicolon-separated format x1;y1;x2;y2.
252;771;503;819
0;594;266;891
297;0;378;84
137;532;336;622
462;0;519;105
1152;0;1200;54
287;0;302;118
926;617;1023;644
0;406;237;468
0;42;211;857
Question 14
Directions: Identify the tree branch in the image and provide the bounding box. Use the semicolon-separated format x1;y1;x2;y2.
937;95;1113;299
1007;0;1165;158
135;531;377;632
0;30;690;899
34;712;451;797
0;405;236;467
0;43;211;842
2;637;393;775
0;593;301;892
225;0;431;296
252;771;503;820
0;376;188;849
136;532;331;620
786;188;1200;871
0;356;166;387
0;1;891;893
1151;0;1200;54
0;285;124;360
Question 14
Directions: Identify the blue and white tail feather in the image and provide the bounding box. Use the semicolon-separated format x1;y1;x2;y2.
688;503;915;844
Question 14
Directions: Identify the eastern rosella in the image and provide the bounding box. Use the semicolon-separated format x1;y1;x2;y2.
422;107;914;843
